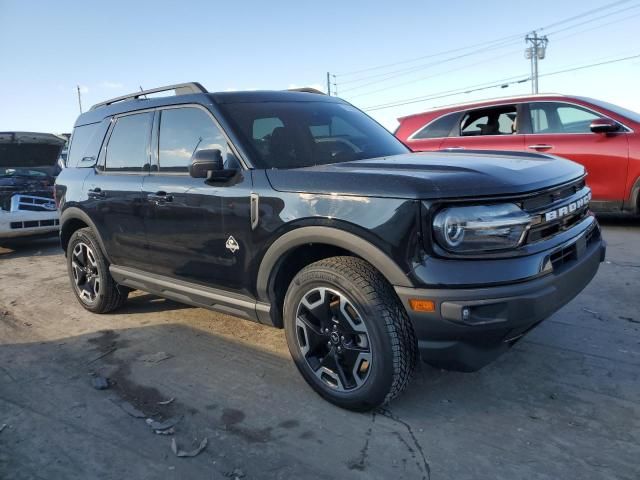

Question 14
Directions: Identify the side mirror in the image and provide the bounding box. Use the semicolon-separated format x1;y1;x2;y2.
189;149;223;178
590;118;620;134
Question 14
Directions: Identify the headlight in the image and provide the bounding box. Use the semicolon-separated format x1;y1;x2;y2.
433;203;531;253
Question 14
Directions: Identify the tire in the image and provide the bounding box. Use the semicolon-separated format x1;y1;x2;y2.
66;227;128;313
283;256;417;411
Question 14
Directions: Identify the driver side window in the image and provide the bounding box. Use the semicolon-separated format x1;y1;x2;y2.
158;107;230;173
528;102;602;134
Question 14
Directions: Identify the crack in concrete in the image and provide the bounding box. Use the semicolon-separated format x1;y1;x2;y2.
0;366;17;383
377;407;431;480
348;410;375;471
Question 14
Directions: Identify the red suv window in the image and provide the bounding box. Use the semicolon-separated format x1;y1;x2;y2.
529;102;602;134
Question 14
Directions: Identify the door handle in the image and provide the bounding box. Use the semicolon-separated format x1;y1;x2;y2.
87;187;106;199
147;191;173;204
528;144;553;151
443;146;465;151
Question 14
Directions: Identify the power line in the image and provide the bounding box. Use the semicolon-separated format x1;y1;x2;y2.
333;0;637;93
537;0;633;31
346;47;522;99
335;32;526;78
363;74;531;111
362;52;640;112
551;9;640;42
339;38;521;92
539;52;640;79
544;2;640;36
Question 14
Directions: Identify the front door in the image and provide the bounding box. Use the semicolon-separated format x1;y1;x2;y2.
85;111;153;268
142;105;253;294
524;101;629;204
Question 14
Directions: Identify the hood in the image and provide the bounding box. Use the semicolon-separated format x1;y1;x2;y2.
0;132;66;168
265;151;585;200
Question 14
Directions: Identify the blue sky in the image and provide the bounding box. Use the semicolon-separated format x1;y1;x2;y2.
1;0;639;132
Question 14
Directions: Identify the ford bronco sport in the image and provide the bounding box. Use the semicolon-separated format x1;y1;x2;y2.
55;83;605;411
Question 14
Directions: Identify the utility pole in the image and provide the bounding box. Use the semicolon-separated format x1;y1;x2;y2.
525;31;548;94
327;72;331;96
76;85;83;113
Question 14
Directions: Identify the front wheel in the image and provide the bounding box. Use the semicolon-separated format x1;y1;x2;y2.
283;257;417;411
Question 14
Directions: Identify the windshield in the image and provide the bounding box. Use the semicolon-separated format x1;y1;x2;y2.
0;167;50;177
579;97;640;124
219;100;408;168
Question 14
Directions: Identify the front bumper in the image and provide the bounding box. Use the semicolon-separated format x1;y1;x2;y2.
395;222;605;372
0;210;59;239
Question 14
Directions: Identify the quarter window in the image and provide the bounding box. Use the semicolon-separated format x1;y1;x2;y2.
529;102;603;134
105;112;153;172
411;113;458;139
158;108;229;173
68;122;105;168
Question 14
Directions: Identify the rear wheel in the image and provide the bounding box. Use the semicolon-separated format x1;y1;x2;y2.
66;228;128;313
283;256;417;411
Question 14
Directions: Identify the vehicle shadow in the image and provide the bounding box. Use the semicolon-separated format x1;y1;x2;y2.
117;293;192;314
0;236;61;259
595;213;640;226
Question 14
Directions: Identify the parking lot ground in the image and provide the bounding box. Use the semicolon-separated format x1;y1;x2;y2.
0;217;639;480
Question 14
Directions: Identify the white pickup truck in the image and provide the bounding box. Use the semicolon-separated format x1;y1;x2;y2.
0;132;67;243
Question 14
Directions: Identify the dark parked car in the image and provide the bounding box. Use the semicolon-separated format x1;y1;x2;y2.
55;83;605;410
394;94;640;215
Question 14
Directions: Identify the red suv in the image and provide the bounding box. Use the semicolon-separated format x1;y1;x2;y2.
395;94;640;214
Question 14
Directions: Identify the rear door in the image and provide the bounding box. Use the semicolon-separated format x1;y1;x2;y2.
85;111;152;268
440;104;525;152
523;101;629;204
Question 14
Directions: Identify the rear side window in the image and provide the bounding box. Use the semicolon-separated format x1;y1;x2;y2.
411;113;458;139
67;121;108;168
105;112;153;172
158;107;229;173
459;106;517;136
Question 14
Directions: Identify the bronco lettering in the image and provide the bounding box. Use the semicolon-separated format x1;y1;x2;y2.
544;192;591;222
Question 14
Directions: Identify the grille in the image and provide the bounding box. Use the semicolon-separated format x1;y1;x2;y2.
522;179;590;244
521;179;585;211
548;223;600;271
10;194;56;212
549;243;578;269
10;219;59;230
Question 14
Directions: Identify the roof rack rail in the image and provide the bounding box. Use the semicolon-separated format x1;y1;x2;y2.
90;82;208;110
286;87;326;95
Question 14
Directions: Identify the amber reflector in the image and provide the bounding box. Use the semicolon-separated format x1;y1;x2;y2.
409;299;436;312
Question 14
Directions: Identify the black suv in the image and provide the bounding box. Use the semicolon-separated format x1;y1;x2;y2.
55;83;605;410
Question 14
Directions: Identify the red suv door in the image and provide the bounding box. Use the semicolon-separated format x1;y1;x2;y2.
524;101;629;205
439;104;525;152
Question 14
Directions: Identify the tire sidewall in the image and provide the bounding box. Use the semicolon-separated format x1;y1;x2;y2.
66;228;111;313
284;265;397;410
